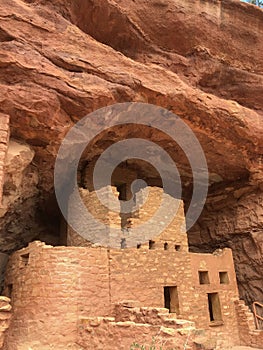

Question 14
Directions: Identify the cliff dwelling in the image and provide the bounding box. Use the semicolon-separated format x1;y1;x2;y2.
0;0;262;349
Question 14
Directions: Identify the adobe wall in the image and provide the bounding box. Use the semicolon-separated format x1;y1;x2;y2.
0;114;9;205
3;242;242;349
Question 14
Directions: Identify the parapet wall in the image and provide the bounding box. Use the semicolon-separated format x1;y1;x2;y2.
3;242;243;349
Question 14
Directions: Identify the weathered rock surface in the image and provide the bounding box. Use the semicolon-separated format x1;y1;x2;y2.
0;0;262;305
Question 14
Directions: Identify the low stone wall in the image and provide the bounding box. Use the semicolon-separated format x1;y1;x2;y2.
235;300;263;348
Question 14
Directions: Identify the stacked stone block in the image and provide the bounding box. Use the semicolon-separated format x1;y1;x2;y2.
3;242;110;349
68;185;188;251
235;300;263;348
78;303;197;350
0;297;11;349
68;186;121;247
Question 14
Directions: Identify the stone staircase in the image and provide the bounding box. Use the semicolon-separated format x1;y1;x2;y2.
114;301;195;330
77;302;199;349
78;301;263;350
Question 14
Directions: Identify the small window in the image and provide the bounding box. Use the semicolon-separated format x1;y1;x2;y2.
164;242;168;250
137;243;141;249
120;238;126;249
149;240;155;250
219;271;229;284
207;293;223;323
175;245;181;251
199;271;210;285
21;253;29;266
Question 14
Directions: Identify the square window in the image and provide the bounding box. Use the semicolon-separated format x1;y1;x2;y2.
199;271;210;284
219;271;229;284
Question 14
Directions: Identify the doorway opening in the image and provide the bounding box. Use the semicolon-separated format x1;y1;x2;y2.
164;286;180;314
207;292;223;322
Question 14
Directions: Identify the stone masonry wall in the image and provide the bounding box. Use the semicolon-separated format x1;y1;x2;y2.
189;250;240;347
235;299;263;348
0;114;9;205
126;186;188;251
109;248;240;347
3;242;110;350
0;297;11;349
68;185;188;251
67;186;121;247
3;242;242;349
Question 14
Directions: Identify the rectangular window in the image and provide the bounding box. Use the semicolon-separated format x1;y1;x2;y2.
149;240;156;250
219;271;229;284
207;293;223;323
199;271;210;284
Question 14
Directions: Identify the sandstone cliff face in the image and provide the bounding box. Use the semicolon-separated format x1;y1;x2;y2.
0;0;262;305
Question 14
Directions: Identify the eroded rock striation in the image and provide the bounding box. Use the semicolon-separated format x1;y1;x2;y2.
0;0;262;307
